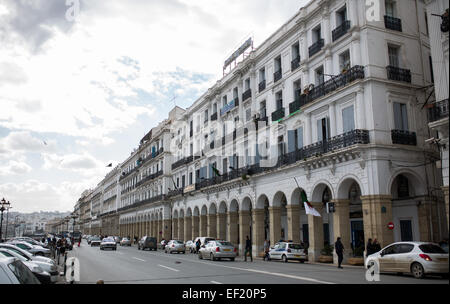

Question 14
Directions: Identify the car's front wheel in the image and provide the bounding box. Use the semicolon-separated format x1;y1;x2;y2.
282;255;288;263
210;253;216;261
411;262;425;279
198;253;203;259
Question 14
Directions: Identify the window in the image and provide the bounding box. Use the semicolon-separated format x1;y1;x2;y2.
288;127;303;152
293;79;302;100
342;105;355;133
204;109;209;123
385;0;396;17
393;102;408;130
259;67;266;81
425;12;429;35
312;25;322;43
189;172;193;185
260;101;267;117
383;244;401;255
339;50;351;72
336;5;347;26
400;220;413;242
213;103;217;114
274;56;282;73
275;91;283;109
181;175;185;188
222;95;227;107
246;108;251;122
429;56;434;83
233;87;238;100
244;79;250;91
388;45;400;67
315;66;324;85
317;117;330;141
292;42;300;60
419;244;446;254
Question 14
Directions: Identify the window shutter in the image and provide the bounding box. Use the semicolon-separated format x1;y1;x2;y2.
393;102;402;130
342;106;355;133
288;130;296;153
297;127;304;149
317;120;323;141
401;104;408;131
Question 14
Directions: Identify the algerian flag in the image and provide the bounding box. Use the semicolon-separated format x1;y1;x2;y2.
212;166;221;177
301;190;321;217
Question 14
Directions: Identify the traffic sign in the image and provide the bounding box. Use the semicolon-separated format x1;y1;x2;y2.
387;222;394;230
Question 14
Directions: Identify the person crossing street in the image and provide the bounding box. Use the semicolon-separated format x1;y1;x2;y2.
244;236;252;262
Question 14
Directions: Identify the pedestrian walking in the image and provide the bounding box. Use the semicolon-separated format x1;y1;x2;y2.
263;239;270;261
335;237;344;269
244;236;252;262
195;239;201;254
372;239;381;253
366;238;374;256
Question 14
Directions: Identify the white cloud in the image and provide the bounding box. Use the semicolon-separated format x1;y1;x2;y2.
0;160;32;176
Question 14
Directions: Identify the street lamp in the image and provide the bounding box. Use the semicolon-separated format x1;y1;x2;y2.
5;205;12;239
0;198;11;242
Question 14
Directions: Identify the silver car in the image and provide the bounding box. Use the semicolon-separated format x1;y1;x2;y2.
0;244;56;266
0;257;41;284
198;240;237;261
100;237;117;251
120;237;132;246
185;240;195;253
268;242;307;263
90;237;101;247
7;241;51;257
165;240;186;254
365;242;449;279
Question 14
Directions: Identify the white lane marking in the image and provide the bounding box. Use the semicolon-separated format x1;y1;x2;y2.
210;281;223;284
144;251;334;284
158;264;179;272
132;257;146;262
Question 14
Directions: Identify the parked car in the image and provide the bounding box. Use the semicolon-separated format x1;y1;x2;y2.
160;239;169;250
165;240;186;254
0;257;41;284
120;237;132;246
365;242;449;279
114;236;121;244
10;237;46;248
87;236;93;245
198;240;236;261
185;240;195;253
268;242;307;263
193;237;216;249
0;250;52;284
138;236;157;251
0;244;56;266
6;241;51;257
90;237;101;247
100;237;117;251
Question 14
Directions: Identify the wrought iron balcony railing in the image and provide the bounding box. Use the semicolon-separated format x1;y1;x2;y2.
384;15;402;32
259;80;266;92
332;20;351;42
309;39;324;57
210;112;218;121
428;99;449;123
242;89;252;102
291;56;300;71
386;66;411;83
274;70;282;83
271;107;285;122
391;130;417;146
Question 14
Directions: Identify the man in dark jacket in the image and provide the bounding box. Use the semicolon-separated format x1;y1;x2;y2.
335;237;344;269
372;239;381;252
366;238;374;256
244;236;252;262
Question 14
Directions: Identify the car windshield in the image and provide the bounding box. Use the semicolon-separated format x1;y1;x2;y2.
103;238;114;242
8;260;40;284
217;241;232;246
92;237;100;241
419;244;447;254
288;244;304;250
122;238;129;241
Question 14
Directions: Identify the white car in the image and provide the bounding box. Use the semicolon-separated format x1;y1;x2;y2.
7;241;51;256
0;248;58;283
365;242;449;279
0;243;56;266
268;242;308;263
0;257;41;284
100;237;117;250
0;250;52;284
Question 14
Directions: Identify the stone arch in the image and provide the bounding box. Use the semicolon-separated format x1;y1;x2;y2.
337;175;365;199
290;187;306;206
193;206;200;216
209;202;217;214
179;209;185;218
173;209;179;219
186;207;193;217
229;199;239;212
218;201;228;214
272;191;287;207
241;196;253;211
201;205;208;215
311;181;334;203
388;170;427;198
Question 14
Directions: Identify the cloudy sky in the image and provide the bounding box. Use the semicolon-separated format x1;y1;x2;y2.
0;0;307;213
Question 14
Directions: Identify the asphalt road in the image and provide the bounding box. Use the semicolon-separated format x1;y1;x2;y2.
66;240;448;284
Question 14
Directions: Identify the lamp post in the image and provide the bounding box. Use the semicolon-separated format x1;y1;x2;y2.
5;205;12;239
0;198;11;242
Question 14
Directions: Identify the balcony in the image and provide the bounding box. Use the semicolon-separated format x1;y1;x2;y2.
211;112;218;121
289;94;308;114
271;107;285;122
428;99;449;123
168;189;183;197
309;39;324;57
259;80;266;92
332;20;351;42
288;66;364;113
291;56;300;71
384;15;402;32
391;130;417;146
242;89;252;101
136;170;163;187
220;98;239;116
274;70;282;83
386;66;411;83
171;157;189;170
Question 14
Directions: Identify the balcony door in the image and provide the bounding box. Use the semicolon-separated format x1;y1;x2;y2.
317;117;330;142
393;102;408;131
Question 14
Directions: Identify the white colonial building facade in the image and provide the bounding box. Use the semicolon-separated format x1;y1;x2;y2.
75;0;448;264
